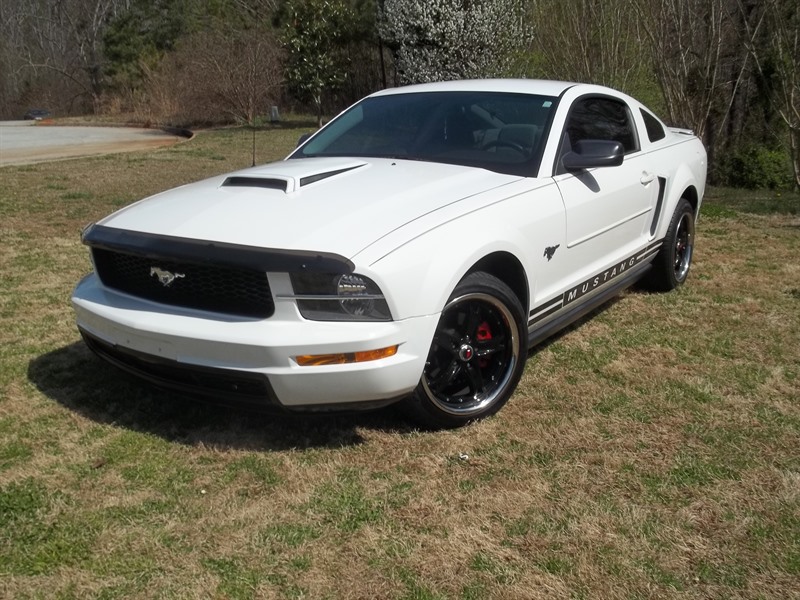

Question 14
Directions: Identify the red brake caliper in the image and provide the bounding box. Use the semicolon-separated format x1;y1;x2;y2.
476;321;492;368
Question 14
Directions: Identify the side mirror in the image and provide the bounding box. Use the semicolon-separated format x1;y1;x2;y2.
562;140;624;170
296;133;313;148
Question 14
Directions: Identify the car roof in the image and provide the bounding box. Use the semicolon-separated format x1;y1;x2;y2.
369;79;580;99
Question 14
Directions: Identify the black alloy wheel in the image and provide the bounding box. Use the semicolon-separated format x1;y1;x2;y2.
644;198;696;291
673;209;694;283
406;272;527;428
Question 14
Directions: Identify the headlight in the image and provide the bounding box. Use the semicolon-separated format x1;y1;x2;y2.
289;272;391;321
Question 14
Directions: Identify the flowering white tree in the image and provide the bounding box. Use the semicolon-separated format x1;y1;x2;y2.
379;0;529;84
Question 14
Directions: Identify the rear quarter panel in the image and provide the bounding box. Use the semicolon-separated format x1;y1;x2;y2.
649;135;707;240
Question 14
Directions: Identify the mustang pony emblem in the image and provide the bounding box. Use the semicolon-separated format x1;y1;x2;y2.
150;267;185;287
543;244;560;261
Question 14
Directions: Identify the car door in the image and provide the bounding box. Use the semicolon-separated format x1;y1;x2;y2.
551;96;658;291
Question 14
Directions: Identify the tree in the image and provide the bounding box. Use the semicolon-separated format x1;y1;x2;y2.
339;0;389;99
526;1;654;105
737;0;800;189
103;0;188;93
627;0;769;184
631;0;728;139
139;24;283;126
3;0;129;113
378;0;530;85
281;0;354;127
197;26;284;124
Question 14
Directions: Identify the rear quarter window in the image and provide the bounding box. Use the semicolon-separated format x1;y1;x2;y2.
641;109;666;142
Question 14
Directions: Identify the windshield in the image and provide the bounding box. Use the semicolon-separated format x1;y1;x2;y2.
290;91;558;176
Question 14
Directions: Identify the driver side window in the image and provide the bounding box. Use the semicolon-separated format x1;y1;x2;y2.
555;96;639;175
563;96;639;154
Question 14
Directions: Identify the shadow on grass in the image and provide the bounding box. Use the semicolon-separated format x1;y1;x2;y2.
27;342;414;451
28;291;633;450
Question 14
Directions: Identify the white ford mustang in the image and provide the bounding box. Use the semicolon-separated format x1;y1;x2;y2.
72;79;706;428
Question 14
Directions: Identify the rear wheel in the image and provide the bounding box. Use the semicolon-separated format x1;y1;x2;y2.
644;198;695;291
405;272;527;429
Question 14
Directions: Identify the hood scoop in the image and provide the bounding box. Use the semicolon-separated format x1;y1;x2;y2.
221;164;365;194
222;176;289;191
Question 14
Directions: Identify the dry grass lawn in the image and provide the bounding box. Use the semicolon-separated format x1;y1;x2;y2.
1;123;798;599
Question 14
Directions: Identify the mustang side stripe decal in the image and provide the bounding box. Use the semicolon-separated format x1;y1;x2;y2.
528;239;664;325
529;296;562;318
529;303;563;323
635;242;663;262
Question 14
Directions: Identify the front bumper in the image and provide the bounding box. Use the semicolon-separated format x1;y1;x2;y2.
72;273;438;409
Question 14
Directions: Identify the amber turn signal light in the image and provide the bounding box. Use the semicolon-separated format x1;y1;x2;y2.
295;345;398;367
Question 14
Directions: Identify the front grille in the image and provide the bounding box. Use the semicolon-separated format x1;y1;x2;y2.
92;248;274;318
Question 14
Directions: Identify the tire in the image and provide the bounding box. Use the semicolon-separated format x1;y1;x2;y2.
644;198;696;292
404;271;527;429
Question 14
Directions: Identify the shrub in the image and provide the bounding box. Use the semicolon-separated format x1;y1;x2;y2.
717;144;793;190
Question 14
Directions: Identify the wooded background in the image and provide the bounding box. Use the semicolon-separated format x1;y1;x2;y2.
1;0;797;189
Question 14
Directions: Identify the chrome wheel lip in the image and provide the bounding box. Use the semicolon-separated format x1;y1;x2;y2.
421;292;520;417
673;211;695;282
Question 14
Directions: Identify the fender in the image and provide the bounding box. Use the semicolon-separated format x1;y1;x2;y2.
362;184;565;320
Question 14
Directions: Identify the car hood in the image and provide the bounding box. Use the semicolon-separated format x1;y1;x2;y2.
98;157;522;260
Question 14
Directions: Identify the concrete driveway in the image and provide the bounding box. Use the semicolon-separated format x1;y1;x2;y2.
0;121;185;166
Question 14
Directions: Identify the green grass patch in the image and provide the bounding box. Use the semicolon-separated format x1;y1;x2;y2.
704;186;800;214
0;479;98;575
0;129;797;598
308;468;385;532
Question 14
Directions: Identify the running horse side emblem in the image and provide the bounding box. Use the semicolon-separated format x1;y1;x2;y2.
543;244;560;261
150;266;185;287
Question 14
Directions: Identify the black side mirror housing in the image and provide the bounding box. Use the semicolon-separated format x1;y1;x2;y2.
296;133;313;148
562;140;625;170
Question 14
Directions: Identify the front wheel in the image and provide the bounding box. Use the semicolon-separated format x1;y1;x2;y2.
404;272;527;429
644;198;696;292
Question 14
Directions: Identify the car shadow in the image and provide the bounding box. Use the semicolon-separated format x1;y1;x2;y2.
29;291;635;450
27;342;415;452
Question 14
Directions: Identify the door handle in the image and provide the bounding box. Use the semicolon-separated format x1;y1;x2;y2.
640;172;656;185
